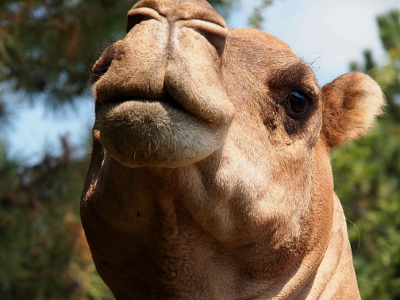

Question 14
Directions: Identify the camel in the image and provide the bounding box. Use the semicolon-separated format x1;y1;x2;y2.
81;0;385;299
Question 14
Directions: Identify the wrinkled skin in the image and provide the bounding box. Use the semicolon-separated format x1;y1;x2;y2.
81;0;385;299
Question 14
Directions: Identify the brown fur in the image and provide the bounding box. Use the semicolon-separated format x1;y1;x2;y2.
81;0;385;299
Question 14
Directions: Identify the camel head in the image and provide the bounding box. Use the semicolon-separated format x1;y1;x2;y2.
82;0;385;299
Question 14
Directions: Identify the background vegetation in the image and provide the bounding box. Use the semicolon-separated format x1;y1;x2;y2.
335;9;400;299
0;1;399;299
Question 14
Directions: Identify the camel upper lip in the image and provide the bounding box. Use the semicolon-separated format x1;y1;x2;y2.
98;88;233;126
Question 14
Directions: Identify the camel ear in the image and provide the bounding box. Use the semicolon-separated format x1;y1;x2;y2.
321;72;385;148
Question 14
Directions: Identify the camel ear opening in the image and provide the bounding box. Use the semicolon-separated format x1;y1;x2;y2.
321;72;386;148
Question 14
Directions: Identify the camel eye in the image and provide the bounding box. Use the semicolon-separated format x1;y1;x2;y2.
288;91;309;115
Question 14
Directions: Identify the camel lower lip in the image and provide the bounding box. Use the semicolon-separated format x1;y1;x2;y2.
97;100;231;168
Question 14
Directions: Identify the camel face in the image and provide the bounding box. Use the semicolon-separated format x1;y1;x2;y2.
84;0;385;299
94;0;234;168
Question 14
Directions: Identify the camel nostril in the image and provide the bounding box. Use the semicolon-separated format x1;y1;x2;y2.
91;43;117;84
126;7;163;33
184;19;228;53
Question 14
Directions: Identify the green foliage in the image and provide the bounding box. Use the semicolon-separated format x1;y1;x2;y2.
0;137;114;300
332;120;400;299
337;9;400;300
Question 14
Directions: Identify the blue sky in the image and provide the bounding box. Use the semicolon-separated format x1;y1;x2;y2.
6;0;400;164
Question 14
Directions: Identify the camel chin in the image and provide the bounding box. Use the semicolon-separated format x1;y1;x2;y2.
98;99;230;168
